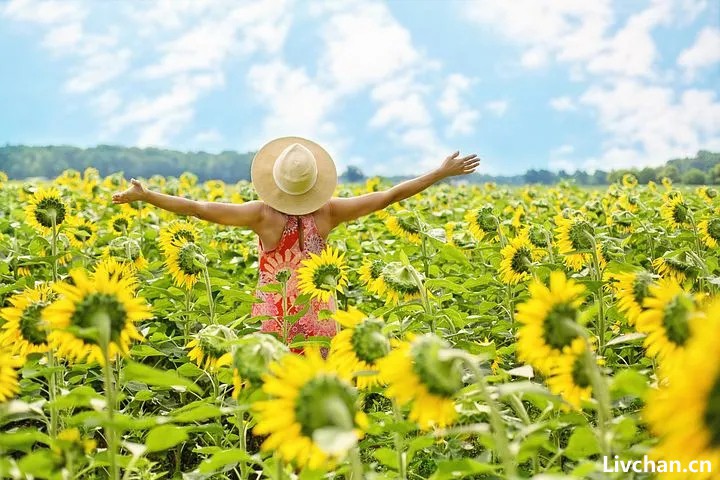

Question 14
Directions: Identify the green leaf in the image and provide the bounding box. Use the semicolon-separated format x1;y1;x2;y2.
374;447;399;470
606;332;645;347
407;435;434;463
172;404;223;423
564;426;600;460
123;360;201;394
429;459;496;479
611;369;649;399
0;430;50;451
130;344;166;358
198;448;254;473
145;425;188;452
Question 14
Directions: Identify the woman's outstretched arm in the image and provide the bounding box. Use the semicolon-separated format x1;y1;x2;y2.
112;179;263;228
328;151;479;227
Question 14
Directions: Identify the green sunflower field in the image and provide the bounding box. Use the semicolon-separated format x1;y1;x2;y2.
1;169;719;479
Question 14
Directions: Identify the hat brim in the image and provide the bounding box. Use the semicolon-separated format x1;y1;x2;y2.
251;136;337;215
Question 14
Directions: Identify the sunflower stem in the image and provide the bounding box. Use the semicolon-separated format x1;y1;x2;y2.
587;236;606;356
236;409;249;480
51;216;58;283
102;347;119;480
281;280;289;345
456;352;517;479
391;400;407;480
349;447;364;479
584;343;612;458
420;233;430;278
201;266;215;324
46;350;59;438
184;288;192;341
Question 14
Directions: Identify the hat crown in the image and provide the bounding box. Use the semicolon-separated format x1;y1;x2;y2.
272;143;318;196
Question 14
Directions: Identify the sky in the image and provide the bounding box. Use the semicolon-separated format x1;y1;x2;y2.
1;0;719;176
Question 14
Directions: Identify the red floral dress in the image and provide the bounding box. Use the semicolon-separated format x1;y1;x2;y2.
253;214;337;344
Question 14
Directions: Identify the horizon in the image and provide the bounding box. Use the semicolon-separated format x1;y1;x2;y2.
1;0;719;177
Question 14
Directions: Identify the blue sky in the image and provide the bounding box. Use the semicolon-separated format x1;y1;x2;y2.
1;0;718;176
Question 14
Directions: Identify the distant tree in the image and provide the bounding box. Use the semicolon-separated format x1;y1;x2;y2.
637;167;658;184
682;168;708;185
341;165;365;183
709;163;720;184
660;165;681;183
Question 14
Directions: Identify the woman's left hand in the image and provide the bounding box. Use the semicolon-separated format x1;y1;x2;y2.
439;151;480;177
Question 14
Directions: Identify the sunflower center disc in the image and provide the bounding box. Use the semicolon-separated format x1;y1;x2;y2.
672;203;688;224
569;221;594;251
35;197;66;228
704;375;720;448
71;293;128;344
571;353;592;389
632;273;653;306
369;260;384;279
351;319;389;364
543;303;580;350
662;295;692;346
529;226;548;247
708;219;720;241
511;248;532;274
178;243;203;275
477;208;498;232
411;336;464;398
19;303;49;345
295;376;357;438
172;229;196;246
397;216;420;235
382;264;420;295
312;264;340;291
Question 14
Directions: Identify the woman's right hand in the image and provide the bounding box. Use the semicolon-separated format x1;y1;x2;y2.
112;178;146;204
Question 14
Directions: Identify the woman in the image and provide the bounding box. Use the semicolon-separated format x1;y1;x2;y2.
112;136;479;344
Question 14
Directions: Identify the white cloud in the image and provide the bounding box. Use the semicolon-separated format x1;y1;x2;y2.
317;1;421;94
2;0;86;25
549;144;577;171
192;129;223;145
485;100;508;117
462;0;718;170
578;80;720;170
65;49;132;93
549;96;576;111
678;27;720;79
437;74;480;136
91;90;121;116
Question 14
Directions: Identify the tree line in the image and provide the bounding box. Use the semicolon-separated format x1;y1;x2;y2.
2;144;719;185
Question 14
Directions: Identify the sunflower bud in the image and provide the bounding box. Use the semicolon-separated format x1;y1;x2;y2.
410;335;464;397
232;333;288;386
351;318;390;364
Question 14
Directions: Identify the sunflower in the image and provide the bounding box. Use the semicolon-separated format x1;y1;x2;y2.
378;334;462;430
644;300;720;479
0;284;55;356
158;221;199;253
53;428;97;456
516;271;587;374
546;339;597;410
612;270;656;325
380;262;422;305
186;324;235;371
0;347;22;402
358;258;387;297
621;173;638;188
386;211;422;244
661;177;673;189
109;212;133;235
636;278;702;368
652;255;693;284
44;268;151;365
297;246;348;302
464;206;498;241
444;221;456;246
65;216;97;249
698;218;720;249
697;186;718;203
231;333;288;398
25;187;68;235
93;257;138;290
330;308;390;389
660;194;691;230
607;210;634;233
104;237;148;271
164;240;204;289
499;233;543;285
555;215;602;271
252;348;367;469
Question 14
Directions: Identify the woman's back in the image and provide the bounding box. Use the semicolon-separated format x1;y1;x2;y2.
252;213;337;344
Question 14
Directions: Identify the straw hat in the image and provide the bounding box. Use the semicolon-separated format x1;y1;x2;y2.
251;136;337;215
